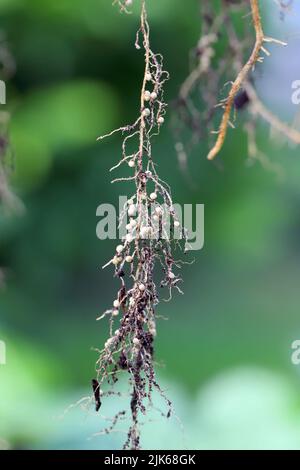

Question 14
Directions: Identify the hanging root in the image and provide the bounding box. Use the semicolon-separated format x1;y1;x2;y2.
95;0;186;450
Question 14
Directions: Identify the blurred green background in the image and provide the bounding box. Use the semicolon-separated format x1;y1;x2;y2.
1;0;300;450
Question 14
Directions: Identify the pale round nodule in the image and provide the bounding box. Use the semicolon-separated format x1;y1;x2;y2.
168;272;175;279
174;220;180;228
128;160;135;168
112;310;119;317
145;72;152;81
126;234;134;243
150;192;157;200
138;283;146;291
125;255;133;263
116;245;124;254
113;299;120;308
157;116;165;124
125;0;133;6
112;256;121;265
105;337;115;348
151;92;157;100
140;226;151;238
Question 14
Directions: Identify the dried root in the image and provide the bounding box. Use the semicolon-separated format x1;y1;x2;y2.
175;0;299;170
